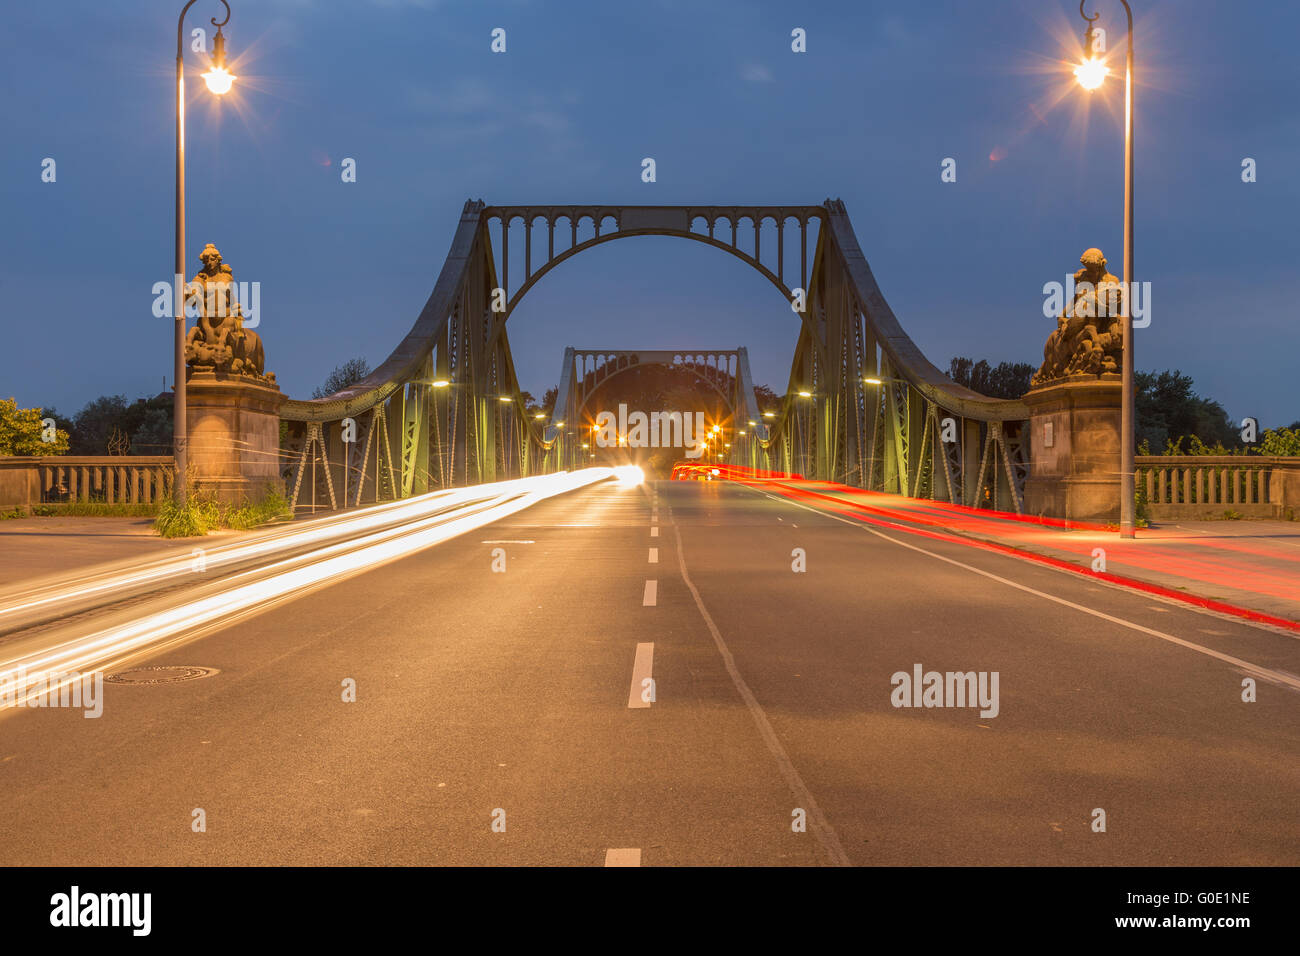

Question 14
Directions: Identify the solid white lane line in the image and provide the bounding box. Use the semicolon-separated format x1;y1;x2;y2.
605;848;641;867
628;642;654;709
650;527;659;538
750;488;1300;691
673;537;851;867
648;548;659;564
642;580;657;606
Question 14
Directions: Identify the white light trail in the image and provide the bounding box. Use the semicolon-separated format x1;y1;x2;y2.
0;469;621;710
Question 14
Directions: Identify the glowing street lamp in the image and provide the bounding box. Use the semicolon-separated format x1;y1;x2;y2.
174;0;235;504
201;26;237;94
1076;0;1137;538
1074;54;1109;90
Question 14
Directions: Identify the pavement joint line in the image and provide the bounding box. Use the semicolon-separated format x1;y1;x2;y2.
628;642;654;709
747;487;1300;692
605;848;641;866
642;580;657;606
670;522;852;867
648;547;659;564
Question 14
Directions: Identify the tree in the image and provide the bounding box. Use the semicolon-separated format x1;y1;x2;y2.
71;395;130;455
131;407;174;454
1135;369;1235;450
66;394;173;455
1259;427;1300;456
541;386;559;415
0;398;71;455
947;357;1034;400
753;384;780;414
39;406;77;449
313;358;371;399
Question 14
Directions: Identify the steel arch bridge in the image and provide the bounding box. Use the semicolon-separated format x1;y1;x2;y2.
544;347;771;472
280;199;1029;513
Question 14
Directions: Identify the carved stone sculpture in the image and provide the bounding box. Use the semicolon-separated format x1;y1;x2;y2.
184;244;274;385
1031;247;1123;387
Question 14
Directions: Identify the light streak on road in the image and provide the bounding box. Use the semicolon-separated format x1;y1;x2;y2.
0;473;605;633
0;468;622;710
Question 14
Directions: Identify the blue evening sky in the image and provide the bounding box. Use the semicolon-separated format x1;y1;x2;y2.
2;0;1296;424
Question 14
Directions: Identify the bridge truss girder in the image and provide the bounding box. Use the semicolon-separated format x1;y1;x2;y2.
279;199;1029;514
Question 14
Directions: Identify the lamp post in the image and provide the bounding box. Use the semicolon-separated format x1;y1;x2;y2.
1075;0;1136;538
174;0;236;504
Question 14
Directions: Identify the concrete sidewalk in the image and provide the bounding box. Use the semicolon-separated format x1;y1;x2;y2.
0;517;242;584
755;481;1300;627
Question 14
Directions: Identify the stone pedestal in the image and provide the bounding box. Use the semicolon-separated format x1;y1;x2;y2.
1022;375;1122;522
186;371;286;504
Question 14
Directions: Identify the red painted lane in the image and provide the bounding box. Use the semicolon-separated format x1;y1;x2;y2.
725;477;1300;633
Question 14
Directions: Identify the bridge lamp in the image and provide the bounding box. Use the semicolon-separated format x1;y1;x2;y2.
1074;55;1108;90
431;379;451;388
738;430;746;436
1075;0;1137;539
498;395;512;403
201;27;237;94
581;443;589;449
763;412;775;419
173;0;235;505
797;391;812;399
863;377;883;386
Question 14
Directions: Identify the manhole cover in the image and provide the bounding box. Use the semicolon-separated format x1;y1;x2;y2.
104;666;220;685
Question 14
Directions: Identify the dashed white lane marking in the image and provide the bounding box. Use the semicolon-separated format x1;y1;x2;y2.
642;580;657;606
749;488;1300;691
673;537;851;867
648;547;659;564
480;540;535;544
605;848;641;867
628;642;654;709
650;527;659;537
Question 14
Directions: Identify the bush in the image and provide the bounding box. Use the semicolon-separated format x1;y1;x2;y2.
154;486;290;538
0;506;26;520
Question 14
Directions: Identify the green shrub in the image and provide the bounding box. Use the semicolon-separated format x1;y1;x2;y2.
0;506;26;520
153;486;290;538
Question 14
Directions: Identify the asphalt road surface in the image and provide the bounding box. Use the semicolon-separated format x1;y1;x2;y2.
1;479;1296;866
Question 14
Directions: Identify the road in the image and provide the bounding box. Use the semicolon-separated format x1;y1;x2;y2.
1;478;1296;866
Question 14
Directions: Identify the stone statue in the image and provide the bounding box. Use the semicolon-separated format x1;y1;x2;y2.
184;243;274;385
1031;247;1123;387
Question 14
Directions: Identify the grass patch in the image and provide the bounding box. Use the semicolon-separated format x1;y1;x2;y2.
1220;509;1244;521
0;506;26;520
30;502;159;518
154;487;291;538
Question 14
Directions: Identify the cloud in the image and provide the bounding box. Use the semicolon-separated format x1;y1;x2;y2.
740;63;774;83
